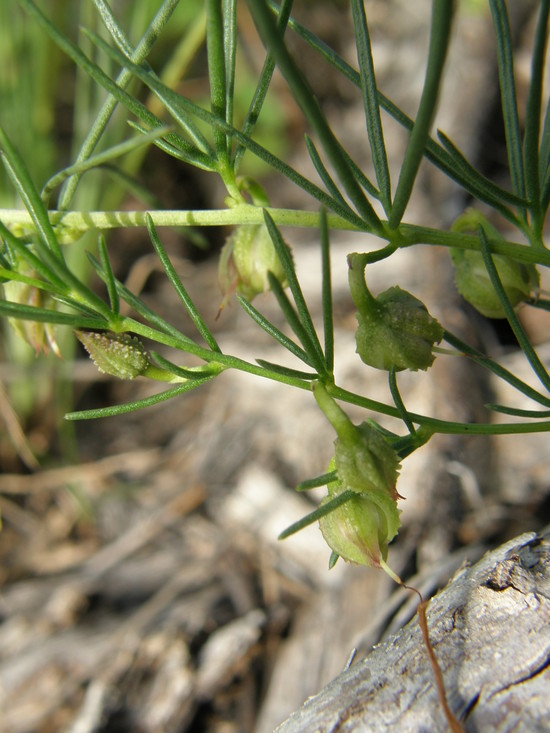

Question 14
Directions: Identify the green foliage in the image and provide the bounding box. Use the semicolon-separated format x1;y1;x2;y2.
1;0;550;575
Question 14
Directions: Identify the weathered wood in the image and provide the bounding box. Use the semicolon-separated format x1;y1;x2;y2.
276;530;550;732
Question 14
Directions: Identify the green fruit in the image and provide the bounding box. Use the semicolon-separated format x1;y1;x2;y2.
76;331;149;379
319;458;401;567
451;248;539;319
218;224;288;302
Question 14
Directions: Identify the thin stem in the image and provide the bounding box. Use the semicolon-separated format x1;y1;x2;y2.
313;381;357;444
3;207;550;268
389;369;416;435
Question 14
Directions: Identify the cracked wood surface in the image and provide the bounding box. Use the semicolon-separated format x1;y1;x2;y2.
276;530;550;733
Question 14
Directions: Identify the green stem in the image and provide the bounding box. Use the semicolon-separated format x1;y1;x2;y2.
347;252;378;313
313;381;357;443
2;208;547;265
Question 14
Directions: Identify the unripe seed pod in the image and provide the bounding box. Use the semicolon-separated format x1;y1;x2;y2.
76;331;149;379
451;248;538;319
450;208;539;319
319;458;401;567
313;384;401;567
335;421;400;498
218;224;287;302
348;254;443;372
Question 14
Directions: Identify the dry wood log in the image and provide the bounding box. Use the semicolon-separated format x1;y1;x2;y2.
276;530;550;733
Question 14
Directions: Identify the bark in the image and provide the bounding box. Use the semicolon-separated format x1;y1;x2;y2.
276;530;550;733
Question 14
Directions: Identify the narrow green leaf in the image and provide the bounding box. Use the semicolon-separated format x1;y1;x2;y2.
0;299;108;329
320;208;334;374
111;281;199;348
523;0;550;232
146;215;221;351
255;359;317;380
389;0;454;228
83;27;215;157
247;0;382;231
444;329;550;408
264;210;326;370
338;138;380;200
19;0;216;167
63;0;182;207
84;258;201;350
150;351;223;380
540;96;550;187
350;0;391;213
489;0;527;206
296;471;338;491
268;273;327;375
0;268;59;296
486;404;550;418
436;131;524;225
305;136;350;210
41;126;173;204
65;378;214;421
0;129;113;319
223;0;238;130
0;220;66;291
0;126;63;260
127;121;217;171
541;101;550;213
278;490;356;539
98;236;120;316
93;0;135;55
76;25;365;226
233;0;294;169
274;2;524;220
206;0;229;157
237;295;315;367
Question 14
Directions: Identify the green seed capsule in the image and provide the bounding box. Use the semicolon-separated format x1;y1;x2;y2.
450;208;539;319
451;248;538;319
313;383;401;567
348;254;443;372
218;224;288;303
76;331;149;379
318;458;401;568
